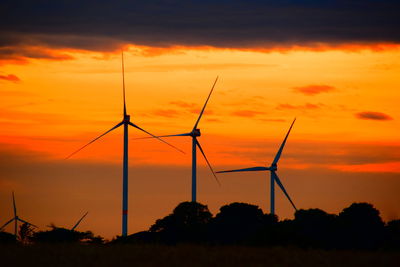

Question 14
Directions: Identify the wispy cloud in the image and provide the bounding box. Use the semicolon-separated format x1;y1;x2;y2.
231;110;265;118
292;85;336;96
0;74;20;83
169;101;196;109
277;103;321;110
356;111;393;121
152;109;181;118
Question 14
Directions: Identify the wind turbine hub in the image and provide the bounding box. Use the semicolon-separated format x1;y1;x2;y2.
192;129;201;137
123;114;131;123
270;164;277;171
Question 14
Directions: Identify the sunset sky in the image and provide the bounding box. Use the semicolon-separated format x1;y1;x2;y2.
1;1;399;239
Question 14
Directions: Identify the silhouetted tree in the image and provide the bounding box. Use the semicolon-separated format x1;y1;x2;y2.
293;209;337;248
149;202;212;244
336;202;385;249
385;219;400;249
0;231;16;244
211;202;264;244
247;213;279;246
31;225;95;243
19;222;35;245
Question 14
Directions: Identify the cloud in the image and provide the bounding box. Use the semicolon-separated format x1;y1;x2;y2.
169;101;196;109
292;85;336;96
0;1;400;61
277;103;321;110
152;109;181;118
356;111;393;121
0;45;75;65
0;74;20;82
231;110;265;118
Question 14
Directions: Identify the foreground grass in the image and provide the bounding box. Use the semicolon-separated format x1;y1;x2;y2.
0;244;399;267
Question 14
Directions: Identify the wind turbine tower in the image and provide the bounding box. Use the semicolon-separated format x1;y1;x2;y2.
66;52;182;236
0;192;37;238
217;119;298;215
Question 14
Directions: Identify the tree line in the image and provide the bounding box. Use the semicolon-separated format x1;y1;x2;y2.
1;201;399;250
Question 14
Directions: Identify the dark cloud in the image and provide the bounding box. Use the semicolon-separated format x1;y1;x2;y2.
292;85;336;96
356;111;393;121
0;0;399;60
0;74;20;82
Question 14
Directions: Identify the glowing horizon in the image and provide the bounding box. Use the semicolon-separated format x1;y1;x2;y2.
1;43;399;239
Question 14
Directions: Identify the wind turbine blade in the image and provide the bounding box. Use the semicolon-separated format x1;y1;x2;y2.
17;218;37;228
216;166;270;173
65;122;123;159
122;50;127;116
195;139;221;186
71;211;89;231
128;122;185;154
272;171;297;211
272;118;296;166
0;218;15;230
132;133;191;140
12;191;16;217
192;76;218;131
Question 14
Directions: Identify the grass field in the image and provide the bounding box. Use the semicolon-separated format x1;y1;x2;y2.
1;244;399;267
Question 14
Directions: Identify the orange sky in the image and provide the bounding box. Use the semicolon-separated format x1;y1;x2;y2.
1;44;399;239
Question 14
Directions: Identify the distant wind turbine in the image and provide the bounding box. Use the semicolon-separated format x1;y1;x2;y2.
217;118;297;215
71;211;89;231
136;77;220;202
0;192;37;238
66;52;183;237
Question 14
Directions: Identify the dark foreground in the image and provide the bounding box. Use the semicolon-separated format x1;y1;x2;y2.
1;244;399;267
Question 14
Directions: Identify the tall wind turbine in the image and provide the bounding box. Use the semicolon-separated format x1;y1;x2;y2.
217;119;297;215
0;192;37;238
136;77;220;202
66;52;183;237
71;211;89;231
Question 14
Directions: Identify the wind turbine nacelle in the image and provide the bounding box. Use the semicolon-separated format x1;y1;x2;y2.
193;129;201;137
270;164;278;171
124;115;130;122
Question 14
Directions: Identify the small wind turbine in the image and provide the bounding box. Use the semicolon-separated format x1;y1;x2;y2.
0;192;37;238
71;211;89;231
217;118;298;215
66;52;183;237
136;77;220;202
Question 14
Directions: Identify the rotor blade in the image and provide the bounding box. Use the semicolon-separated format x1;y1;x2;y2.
0;218;15;230
195;139;221;186
216;166;270;173
122;50;127;116
128;122;185;154
272;118;296;166
12;191;16;217
132;133;191;140
17;218;37;228
65;122;123;159
192;76;218;131
71;211;89;231
272;171;297;211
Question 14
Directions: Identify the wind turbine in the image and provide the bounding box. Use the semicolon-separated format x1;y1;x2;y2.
71;211;89;231
216;118;297;215
0;192;37;238
136;77;220;202
66;52;183;237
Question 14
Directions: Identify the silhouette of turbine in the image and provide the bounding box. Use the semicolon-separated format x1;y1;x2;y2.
0;192;37;238
135;77;220;202
217;119;297;215
66;52;183;237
